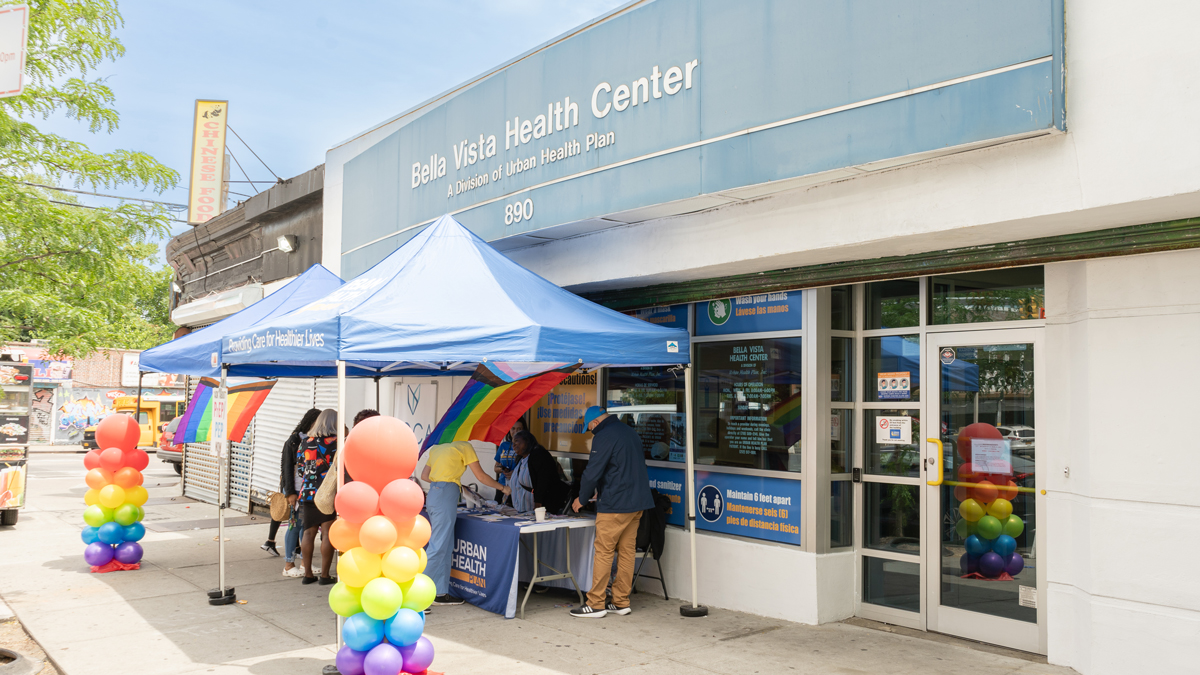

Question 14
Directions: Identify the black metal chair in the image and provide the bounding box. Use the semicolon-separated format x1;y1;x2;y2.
632;540;668;600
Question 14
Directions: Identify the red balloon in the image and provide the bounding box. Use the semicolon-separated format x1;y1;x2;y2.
342;416;418;493
123;448;150;472
955;422;1003;461
953;485;969;502
83;450;103;471
379;479;424;522
334;481;380;524
114;467;143;489
96;414;140;451
99;447;126;472
957;462;981;482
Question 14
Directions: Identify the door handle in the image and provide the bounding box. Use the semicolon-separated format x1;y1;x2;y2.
925;439;944;486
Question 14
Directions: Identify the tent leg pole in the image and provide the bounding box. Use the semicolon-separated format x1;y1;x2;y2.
335;361;347;653
680;364;707;618
135;371;144;445
209;365;235;606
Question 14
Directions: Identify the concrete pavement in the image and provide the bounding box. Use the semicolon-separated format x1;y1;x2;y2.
0;454;1079;675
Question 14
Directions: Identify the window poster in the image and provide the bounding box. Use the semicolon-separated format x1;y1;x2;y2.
531;369;598;454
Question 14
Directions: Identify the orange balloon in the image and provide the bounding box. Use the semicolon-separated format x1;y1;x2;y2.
96;414;140;451
358;515;398;555
971;480;998;504
85;468;114;490
380;478;424;522
114;467;143;489
342;416;418;493
99;447;126;472
329;519;362;553
334;481;380;524
396;515;431;550
996;480;1019;501
953;485;968;502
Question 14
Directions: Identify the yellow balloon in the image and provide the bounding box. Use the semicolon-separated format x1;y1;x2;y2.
417;546;427;574
986;498;1013;521
381;546;419;584
125;485;149;507
99;484;127;509
338;547;382;587
958;498;984;523
84;488;100;506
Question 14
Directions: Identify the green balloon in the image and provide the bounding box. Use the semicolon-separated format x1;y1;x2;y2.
114;504;140;527
954;519;977;539
134;505;145;522
327;582;364;618
400;573;436;612
83;505;113;527
361;577;404;620
976;515;1003;540
1003;514;1025;538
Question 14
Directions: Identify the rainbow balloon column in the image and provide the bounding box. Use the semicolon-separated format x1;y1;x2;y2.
330;416;438;675
954;423;1025;580
80;415;150;570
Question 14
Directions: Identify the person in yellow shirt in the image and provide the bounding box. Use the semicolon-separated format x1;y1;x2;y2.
420;441;510;604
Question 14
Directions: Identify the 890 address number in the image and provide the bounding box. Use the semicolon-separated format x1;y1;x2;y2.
504;198;534;225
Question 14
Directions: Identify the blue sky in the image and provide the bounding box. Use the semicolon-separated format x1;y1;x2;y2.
35;0;627;257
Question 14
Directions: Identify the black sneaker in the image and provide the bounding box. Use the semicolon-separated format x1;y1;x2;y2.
570;605;607;618
318;576;337;586
433;594;464;605
260;541;279;557
605;601;631;615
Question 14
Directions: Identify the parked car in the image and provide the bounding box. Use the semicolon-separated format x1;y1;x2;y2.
997;425;1035;456
158;417;183;474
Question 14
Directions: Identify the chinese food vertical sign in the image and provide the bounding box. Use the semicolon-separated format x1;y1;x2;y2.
187;100;228;224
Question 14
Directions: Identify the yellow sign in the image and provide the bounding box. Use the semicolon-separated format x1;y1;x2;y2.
531;369;598;454
187;99;228;224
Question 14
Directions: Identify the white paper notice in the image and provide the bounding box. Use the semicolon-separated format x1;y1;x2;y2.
211;387;227;459
971;438;1011;474
1019;585;1038;608
875;416;912;445
831;413;841;441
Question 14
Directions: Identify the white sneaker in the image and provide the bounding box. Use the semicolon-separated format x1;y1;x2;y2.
284;566;304;578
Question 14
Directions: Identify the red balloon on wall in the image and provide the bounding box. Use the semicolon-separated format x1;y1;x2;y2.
96;413;141;451
342;416;418;493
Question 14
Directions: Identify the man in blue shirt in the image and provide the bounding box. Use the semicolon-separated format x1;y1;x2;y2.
570;406;654;618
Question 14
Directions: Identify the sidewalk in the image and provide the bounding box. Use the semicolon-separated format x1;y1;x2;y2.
0;455;1079;675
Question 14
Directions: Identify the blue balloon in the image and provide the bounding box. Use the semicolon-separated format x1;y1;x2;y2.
342;613;384;652
81;527;100;545
384;608;425;647
98;521;126;545
992;534;1016;558
959;552;978;575
964;534;987;558
122;522;146;542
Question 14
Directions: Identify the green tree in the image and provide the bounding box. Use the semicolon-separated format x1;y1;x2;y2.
0;0;178;357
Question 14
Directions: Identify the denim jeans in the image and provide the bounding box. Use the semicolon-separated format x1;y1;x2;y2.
425;481;460;595
284;505;302;563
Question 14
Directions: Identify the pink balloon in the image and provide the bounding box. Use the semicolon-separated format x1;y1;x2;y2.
99;447;126;472
335;481;380;524
343;417;418;493
380;479;424;522
96;414;140;451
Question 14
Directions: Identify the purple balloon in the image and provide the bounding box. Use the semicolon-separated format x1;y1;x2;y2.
84;542;114;566
1005;552;1025;576
959;552;978;575
114;541;144;565
399;637;434;674
364;642;404;675
336;646;368;675
979;551;1005;578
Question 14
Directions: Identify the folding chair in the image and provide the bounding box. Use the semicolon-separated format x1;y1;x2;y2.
632;540;668;600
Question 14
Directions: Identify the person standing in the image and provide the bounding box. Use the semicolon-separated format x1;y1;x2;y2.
570;407;654;618
421;440;511;605
512;430;569;514
294;409;340;585
269;407;321;577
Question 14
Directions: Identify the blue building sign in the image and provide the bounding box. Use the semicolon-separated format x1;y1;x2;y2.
695;292;802;336
340;0;1065;276
647;466;685;528
626;303;689;331
694;471;802;545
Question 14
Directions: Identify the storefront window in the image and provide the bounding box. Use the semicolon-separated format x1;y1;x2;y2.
831;409;852;473
695;337;803;472
831;337;853;402
865;335;920;402
831;285;854;330
863;557;920;613
606;367;685;463
929;266;1044;325
830;480;853;548
864;482;920;555
864;409;921;477
865;279;919;329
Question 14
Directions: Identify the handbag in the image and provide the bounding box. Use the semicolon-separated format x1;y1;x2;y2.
314;452;338;515
268;492;289;521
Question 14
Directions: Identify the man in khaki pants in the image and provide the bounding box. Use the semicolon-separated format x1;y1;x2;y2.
570;407;654;618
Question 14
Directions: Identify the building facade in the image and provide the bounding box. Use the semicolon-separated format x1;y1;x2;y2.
318;2;1194;672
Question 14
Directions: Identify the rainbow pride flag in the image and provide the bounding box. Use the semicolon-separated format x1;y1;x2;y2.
421;362;580;452
767;389;803;448
175;378;277;444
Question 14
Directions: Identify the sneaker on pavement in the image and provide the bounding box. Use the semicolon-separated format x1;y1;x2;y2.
283;566;304;578
260;541;279;557
570;605;607;618
433;594;464;605
605;601;631;615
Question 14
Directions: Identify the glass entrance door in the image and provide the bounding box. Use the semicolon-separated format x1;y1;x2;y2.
925;329;1045;653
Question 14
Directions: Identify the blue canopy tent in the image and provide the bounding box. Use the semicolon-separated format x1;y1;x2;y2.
218;214;698;619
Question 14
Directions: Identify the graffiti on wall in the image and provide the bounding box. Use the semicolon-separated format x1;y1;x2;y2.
56;393;112;443
30;388;53;443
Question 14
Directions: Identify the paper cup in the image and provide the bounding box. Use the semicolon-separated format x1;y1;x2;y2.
534;507;546;522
